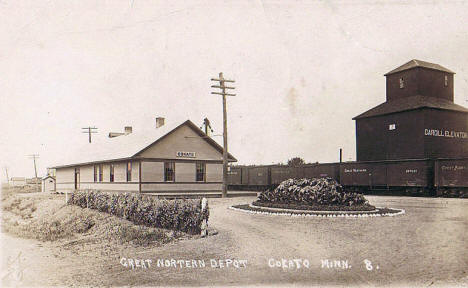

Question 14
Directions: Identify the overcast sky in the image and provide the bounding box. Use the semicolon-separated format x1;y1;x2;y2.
1;0;467;179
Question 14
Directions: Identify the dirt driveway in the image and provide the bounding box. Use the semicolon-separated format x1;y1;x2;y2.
2;195;467;287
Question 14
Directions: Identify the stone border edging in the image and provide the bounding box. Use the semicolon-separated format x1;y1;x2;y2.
249;203;380;214
229;205;405;218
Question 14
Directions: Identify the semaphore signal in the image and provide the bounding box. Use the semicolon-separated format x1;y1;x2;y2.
200;118;214;136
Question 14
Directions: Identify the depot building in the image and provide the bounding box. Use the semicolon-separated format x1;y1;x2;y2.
50;119;236;197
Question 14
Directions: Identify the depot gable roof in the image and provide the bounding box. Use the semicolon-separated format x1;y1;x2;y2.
50;120;236;169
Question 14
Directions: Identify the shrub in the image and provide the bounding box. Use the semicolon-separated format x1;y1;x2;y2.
67;190;209;234
258;178;370;207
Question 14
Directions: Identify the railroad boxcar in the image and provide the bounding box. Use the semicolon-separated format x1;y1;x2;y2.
434;158;468;197
228;158;467;197
340;162;383;191
303;163;340;181
271;166;303;185
340;160;433;195
247;166;270;190
227;166;243;187
241;166;249;186
270;166;292;185
386;159;433;194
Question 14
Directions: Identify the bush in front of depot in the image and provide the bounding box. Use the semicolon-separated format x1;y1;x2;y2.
67;190;209;235
256;178;374;210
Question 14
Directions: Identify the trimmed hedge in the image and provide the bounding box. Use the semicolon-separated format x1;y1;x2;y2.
67;190;209;235
258;178;371;207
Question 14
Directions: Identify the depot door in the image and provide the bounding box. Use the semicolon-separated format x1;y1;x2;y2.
74;168;80;190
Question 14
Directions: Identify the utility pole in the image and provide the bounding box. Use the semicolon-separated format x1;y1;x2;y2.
4;166;9;183
27;154;39;179
211;72;235;198
82;127;98;143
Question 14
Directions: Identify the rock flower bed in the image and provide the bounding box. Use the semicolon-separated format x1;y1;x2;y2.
230;178;405;217
68;190;209;234
257;178;374;210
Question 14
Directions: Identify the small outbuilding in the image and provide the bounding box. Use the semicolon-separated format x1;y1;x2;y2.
50;119;237;197
42;175;56;192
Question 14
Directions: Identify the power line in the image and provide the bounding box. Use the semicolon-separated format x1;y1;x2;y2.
185;134;222;139
211;72;236;198
82;127;98;143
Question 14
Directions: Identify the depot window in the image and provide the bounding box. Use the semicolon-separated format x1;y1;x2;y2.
389;124;396;130
110;164;114;182
126;162;132;182
399;78;405;89
196;162;206;182
98;164;103;182
93;165;97;182
444;75;448;87
164;162;175;182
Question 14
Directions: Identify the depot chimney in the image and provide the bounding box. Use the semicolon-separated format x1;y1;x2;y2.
156;117;165;128
124;126;132;134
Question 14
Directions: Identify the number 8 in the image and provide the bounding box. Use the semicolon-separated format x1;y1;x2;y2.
364;259;373;271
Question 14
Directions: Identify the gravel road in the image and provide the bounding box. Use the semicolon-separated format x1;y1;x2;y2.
1;195;467;287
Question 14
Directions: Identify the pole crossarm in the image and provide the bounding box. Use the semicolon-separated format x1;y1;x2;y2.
211;92;236;96
211;85;235;89
211;78;235;83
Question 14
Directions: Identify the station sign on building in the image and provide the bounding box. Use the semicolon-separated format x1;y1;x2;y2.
50;120;236;197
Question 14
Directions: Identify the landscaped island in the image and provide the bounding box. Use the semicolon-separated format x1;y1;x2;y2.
256;178;374;211
231;178;404;217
